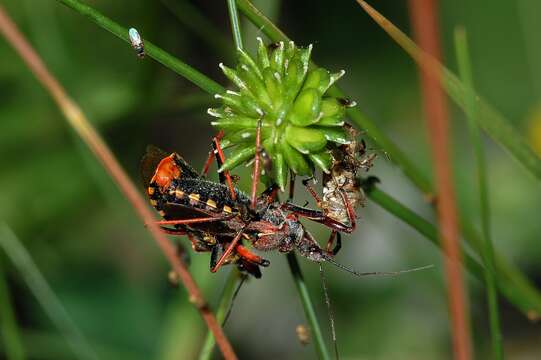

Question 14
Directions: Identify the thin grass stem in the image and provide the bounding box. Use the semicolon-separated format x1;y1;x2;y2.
227;0;244;51
0;257;25;360
455;27;503;360
407;3;472;358
198;270;241;360
0;7;236;359
354;0;541;182
56;0;224;95
0;224;97;360
287;253;331;360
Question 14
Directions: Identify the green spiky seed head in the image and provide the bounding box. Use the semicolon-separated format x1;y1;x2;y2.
209;38;356;191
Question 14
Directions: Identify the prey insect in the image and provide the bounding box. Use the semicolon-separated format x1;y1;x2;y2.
128;28;145;58
285;123;377;255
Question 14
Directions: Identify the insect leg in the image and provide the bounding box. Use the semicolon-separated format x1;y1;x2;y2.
337;188;357;232
159;227;186;235
236;244;270;266
211;226;247;273
325;231;342;255
288;170;296;200
259;183;280;204
282;202;354;233
302;177;322;206
200;130;237;200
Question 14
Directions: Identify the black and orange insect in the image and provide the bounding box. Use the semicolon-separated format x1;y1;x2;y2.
141;142;268;278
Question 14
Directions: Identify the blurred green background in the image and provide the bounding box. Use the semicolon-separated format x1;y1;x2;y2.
1;0;541;359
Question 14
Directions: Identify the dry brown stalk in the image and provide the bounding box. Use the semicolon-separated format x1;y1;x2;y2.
0;6;237;360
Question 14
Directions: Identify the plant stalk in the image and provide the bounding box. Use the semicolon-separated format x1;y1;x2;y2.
455;27;503;359
287;254;331;360
227;0;244;50
0;258;25;360
198;270;241;360
0;7;237;359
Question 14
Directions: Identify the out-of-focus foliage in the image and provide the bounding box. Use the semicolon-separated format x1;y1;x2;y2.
0;0;540;359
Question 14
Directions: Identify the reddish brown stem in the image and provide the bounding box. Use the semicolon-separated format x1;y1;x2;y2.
407;1;472;359
211;228;245;273
0;6;237;360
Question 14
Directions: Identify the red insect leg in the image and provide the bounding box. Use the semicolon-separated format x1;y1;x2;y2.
281;202;354;233
200;130;237;201
250;120;262;209
159;227;186;235
210;227;245;273
236;244;269;266
301;178;322;205
337;188;356;232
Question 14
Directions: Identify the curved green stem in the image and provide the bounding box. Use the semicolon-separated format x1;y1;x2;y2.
198;270;241;360
227;0;243;51
0;259;25;360
57;0;224;95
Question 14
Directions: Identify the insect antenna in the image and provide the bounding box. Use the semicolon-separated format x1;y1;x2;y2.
222;274;248;326
323;256;434;278
319;263;339;360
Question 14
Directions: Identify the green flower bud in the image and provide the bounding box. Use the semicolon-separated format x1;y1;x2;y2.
280;140;312;176
308;150;332;173
288;88;321;126
208;39;357;190
285;126;327;154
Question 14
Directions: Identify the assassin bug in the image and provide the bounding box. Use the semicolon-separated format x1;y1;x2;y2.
141;143;268;278
128;28;145;58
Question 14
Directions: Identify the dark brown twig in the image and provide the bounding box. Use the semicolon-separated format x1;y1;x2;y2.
0;6;237;360
406;1;472;359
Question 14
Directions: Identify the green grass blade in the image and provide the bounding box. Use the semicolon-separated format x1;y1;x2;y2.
287;253;331;360
363;181;541;318
56;0;224;96
455;27;503;359
0;224;98;360
227;0;243;50
0;260;25;360
198;270;241;360
355;0;541;181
